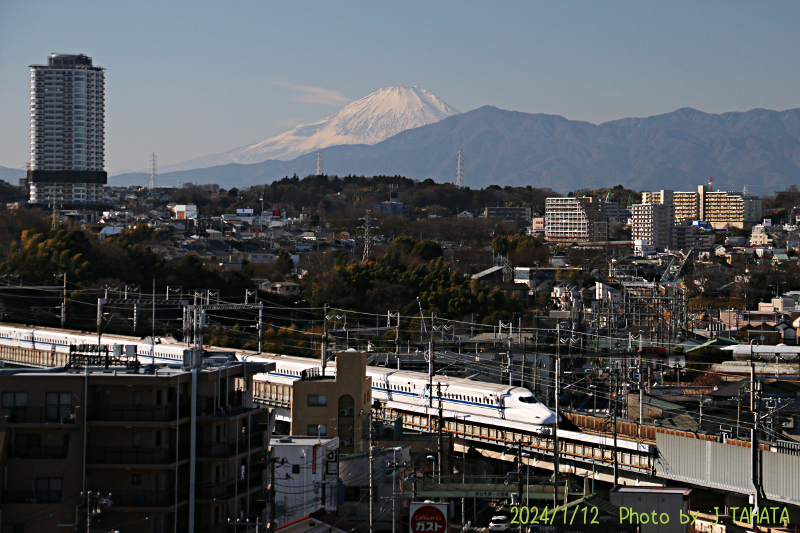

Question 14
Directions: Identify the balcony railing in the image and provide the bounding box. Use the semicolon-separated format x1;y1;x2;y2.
6;407;76;424
196;393;249;417
197;433;264;459
87;445;189;465
2;490;62;504
88;402;190;422
111;488;188;508
196;466;266;501
9;446;68;459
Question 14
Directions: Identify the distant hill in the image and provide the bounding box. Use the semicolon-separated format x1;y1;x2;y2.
0;166;25;185
111;106;800;195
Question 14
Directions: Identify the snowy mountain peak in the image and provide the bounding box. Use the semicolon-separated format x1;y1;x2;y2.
162;86;459;171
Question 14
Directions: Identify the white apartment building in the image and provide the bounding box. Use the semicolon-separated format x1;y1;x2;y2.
544;197;607;242
641;186;762;229
28;53;106;204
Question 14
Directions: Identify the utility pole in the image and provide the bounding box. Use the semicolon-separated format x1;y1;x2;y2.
61;272;67;329
369;409;374;533
269;457;277;533
322;303;328;375
612;372;619;488
147;277;154;363
517;441;523;509
428;340;435;428
751;381;762;529
258;303;263;354
638;345;644;434
553;351;560;508
436;382;444;485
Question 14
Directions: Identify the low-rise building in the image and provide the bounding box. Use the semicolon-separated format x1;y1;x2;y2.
290;351;372;455
270;436;341;526
484;205;533;226
373;191;409;216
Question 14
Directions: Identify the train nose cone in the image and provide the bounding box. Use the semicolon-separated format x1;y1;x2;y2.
541;411;559;425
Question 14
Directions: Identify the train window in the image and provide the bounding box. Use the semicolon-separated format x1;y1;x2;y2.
518;396;539;404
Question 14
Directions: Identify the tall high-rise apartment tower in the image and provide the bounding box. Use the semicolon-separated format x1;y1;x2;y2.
28;53;106;204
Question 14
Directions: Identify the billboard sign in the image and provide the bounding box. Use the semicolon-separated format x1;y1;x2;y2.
410;502;448;533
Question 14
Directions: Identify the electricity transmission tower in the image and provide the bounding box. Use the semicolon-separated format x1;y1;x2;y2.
149;153;158;190
361;210;374;263
456;149;464;188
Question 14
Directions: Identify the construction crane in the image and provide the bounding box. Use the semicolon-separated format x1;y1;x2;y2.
662;248;694;282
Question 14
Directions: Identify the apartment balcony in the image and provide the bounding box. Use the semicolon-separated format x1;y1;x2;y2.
196;432;265;459
111;488;188;509
87;445;190;466
88;402;190;422
2;491;63;505
6;407;76;424
196;393;249;418
195;464;267;500
8;445;69;459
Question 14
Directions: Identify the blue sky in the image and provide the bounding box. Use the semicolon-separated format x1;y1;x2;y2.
1;0;799;173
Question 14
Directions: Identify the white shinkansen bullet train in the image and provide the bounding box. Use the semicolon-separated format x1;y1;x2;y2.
0;323;558;429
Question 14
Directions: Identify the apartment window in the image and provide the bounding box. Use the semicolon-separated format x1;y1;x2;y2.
2;392;27;407
307;394;327;406
35;478;62;504
132;432;142;448
307;424;328;437
131;474;142;486
133;391;143;405
46;392;71;421
155;431;162;446
292;464;301;474
2;524;26;533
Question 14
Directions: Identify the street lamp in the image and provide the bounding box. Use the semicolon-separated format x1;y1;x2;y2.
457;415;471;525
390;446;404;533
521;452;531;507
749;335;765;410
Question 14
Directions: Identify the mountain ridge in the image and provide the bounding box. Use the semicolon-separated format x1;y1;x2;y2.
111;105;800;195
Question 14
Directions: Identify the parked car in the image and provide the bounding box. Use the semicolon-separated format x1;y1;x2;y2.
489;516;510;531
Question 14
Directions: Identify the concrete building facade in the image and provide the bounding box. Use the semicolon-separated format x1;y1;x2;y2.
631;202;675;249
483;206;533;226
544;197;607;242
642;186;762;229
0;353;274;533
270;436;340;526
289;351;372;455
28;53;106;205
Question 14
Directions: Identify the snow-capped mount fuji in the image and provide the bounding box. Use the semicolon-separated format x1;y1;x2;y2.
161;86;459;172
